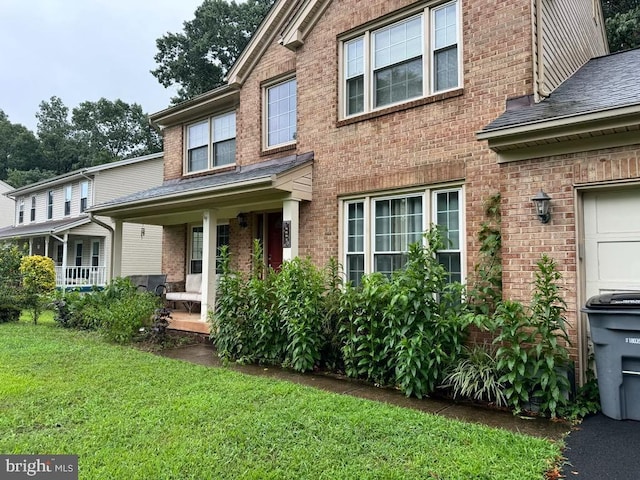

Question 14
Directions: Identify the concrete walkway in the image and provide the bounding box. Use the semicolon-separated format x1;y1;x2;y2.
159;343;570;441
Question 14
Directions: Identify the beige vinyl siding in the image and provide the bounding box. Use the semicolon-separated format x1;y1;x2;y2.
91;157;164;278
0;181;15;227
120;223;163;276
533;0;607;98
93;157;164;204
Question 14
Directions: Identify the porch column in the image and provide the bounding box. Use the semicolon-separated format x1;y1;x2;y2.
44;236;50;257
28;238;33;255
201;209;218;322
282;198;300;261
112;220;123;279
61;234;69;290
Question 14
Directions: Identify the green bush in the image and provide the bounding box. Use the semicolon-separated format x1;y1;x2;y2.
209;246;252;362
493;255;572;418
20;255;56;324
276;256;326;372
339;273;393;385
52;278;160;344
386;228;470;398
0;243;26;322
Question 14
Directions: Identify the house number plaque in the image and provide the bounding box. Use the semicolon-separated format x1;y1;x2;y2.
282;220;291;248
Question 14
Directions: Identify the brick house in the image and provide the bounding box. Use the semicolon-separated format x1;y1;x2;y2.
91;0;616;376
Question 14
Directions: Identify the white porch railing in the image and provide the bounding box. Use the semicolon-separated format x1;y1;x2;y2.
55;266;107;288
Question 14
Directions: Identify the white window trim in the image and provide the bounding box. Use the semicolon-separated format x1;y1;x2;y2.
188;223;230;275
340;184;465;283
338;0;461;120
184;110;237;175
262;75;297;151
91;240;100;267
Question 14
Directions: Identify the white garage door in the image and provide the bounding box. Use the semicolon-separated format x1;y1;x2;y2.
584;187;640;298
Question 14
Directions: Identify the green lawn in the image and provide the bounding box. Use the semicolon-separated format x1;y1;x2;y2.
0;321;562;479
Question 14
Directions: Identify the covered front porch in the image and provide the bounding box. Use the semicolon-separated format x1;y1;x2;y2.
0;216;109;290
89;153;314;332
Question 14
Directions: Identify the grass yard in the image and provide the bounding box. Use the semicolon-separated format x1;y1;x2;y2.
0;321;562;479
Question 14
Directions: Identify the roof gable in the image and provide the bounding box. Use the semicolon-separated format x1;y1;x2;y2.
279;0;332;51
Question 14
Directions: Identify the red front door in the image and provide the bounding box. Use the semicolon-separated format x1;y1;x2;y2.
267;212;283;271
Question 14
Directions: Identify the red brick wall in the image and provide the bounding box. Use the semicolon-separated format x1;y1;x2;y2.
162;225;186;282
163;125;184;181
500;145;640;362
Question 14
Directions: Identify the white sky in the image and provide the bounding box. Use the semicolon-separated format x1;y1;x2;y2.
0;0;204;132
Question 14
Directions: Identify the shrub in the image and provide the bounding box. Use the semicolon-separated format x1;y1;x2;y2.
20;255;56;324
52;278;160;344
275;257;326;372
0;243;26;322
209;246;251;362
340;273;393;384
386;228;470;398
493;255;572;418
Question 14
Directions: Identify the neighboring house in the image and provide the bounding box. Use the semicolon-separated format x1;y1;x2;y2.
0;180;15;228
0;152;164;289
90;0;613;377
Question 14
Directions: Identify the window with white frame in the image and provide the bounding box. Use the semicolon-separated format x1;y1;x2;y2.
30;196;36;222
343;187;463;286
341;0;460;118
265;77;297;148
64;185;72;216
91;241;100;267
18;199;24;224
47;191;53;219
186;111;236;174
80;181;89;212
190;224;230;275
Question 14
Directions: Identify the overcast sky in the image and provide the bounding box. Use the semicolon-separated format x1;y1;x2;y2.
0;0;204;132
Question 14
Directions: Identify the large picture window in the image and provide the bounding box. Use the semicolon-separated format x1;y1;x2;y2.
341;0;459;118
186;111;236;174
266;78;297;148
343;187;463;286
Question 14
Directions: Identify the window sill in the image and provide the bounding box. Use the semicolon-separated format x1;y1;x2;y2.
337;88;464;128
261;143;296;157
182;164;237;179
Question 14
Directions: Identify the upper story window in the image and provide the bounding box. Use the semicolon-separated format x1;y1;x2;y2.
341;0;460;118
18;199;24;224
186;111;236;174
64;185;72;216
30;196;36;222
343;186;463;287
80;181;89;213
47;191;53;220
265;77;297;149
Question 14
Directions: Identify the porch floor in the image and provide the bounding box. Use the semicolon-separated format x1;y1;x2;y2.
166;308;209;334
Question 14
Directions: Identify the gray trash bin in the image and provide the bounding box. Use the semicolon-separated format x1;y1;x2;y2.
582;292;640;420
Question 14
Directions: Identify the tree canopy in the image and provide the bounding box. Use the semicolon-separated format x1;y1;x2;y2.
152;0;274;103
605;3;640;52
0;97;161;188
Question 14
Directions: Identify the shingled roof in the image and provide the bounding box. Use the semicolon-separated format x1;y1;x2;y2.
482;48;640;132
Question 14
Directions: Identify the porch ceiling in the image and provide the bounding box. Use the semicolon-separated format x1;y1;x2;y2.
89;153;313;225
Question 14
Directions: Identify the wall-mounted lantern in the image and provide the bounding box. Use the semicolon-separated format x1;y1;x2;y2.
532;190;551;224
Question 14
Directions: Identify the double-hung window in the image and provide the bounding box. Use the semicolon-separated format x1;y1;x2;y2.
265;77;297;148
64;185;72;216
47;191;53;219
18;199;24;224
341;0;460;118
80;181;89;212
343;187;463;286
186;111;236;174
190;224;231;275
30;196;36;222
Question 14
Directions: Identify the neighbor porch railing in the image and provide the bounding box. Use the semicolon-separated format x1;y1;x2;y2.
55;266;107;288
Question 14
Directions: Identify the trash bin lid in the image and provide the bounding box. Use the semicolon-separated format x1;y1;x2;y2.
585;292;640;309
